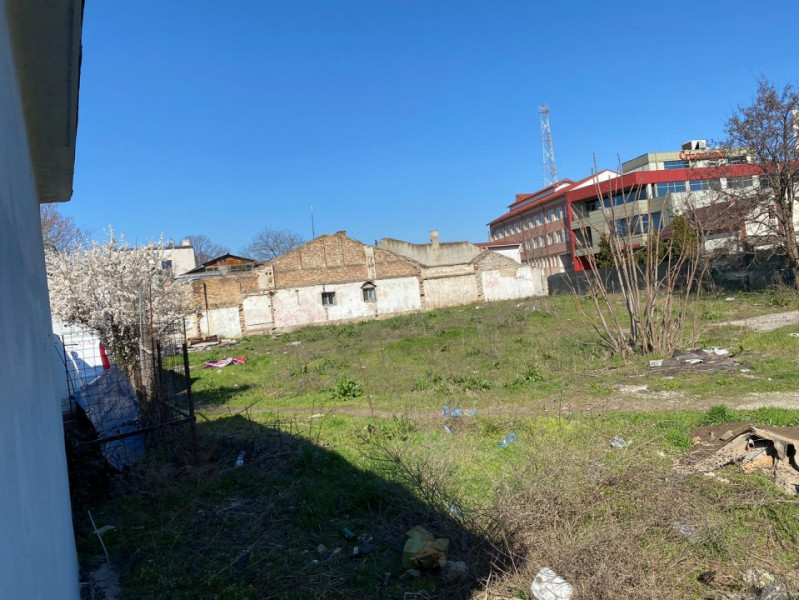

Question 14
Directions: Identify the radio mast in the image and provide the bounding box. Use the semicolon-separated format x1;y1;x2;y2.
539;105;558;186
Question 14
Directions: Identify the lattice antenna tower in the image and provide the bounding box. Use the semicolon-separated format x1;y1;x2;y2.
539;104;558;186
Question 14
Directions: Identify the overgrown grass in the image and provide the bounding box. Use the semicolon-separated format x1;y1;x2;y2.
75;291;799;599
189;292;799;414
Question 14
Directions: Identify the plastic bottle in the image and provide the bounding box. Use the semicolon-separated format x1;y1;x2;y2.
498;432;518;449
235;451;245;467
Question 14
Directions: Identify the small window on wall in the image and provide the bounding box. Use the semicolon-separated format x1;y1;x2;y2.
161;260;173;270
361;282;376;302
321;292;336;306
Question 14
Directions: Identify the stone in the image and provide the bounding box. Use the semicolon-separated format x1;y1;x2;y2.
442;560;468;582
743;568;775;591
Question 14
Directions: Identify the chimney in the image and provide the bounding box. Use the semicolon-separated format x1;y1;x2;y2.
181;238;191;247
429;230;440;253
336;230;346;237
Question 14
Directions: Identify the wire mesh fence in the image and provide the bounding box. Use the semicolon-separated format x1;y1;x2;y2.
57;316;195;471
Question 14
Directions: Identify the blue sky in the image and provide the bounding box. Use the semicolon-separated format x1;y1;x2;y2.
62;0;799;252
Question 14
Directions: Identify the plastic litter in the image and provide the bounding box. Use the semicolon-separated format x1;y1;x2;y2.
610;435;628;449
498;432;518;449
442;405;478;418
342;528;356;539
443;425;453;435
648;359;663;368
449;504;463;519
234;451;245;468
531;567;574;600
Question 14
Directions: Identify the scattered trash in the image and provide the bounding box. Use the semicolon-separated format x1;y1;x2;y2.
203;356;247;368
531;567;574;600
789;333;799;338
498;432;518;449
760;580;790;600
350;546;360;558
316;544;327;554
610;435;628;449
671;521;698;541
381;572;391;587
442;405;477;418
449;505;463;519
402;526;449;570
648;348;740;371
443;425;453;435
743;568;776;592
399;568;422;580
677;427;799;495
441;560;468;582
697;570;716;585
725;297;736;302
342;528;356;539
289;340;302;346
234;451;245;468
310;559;319;566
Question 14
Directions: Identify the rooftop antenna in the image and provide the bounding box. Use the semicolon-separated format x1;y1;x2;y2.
539;104;558;186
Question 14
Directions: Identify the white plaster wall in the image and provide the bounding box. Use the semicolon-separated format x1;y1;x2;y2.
200;307;242;338
424;275;479;309
271;277;422;330
242;295;274;332
162;246;197;276
373;276;422;314
0;9;79;598
481;265;546;302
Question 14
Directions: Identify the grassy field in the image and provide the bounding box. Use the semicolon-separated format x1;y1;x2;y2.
75;291;799;599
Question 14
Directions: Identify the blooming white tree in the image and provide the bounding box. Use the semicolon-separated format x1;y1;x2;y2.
46;230;187;368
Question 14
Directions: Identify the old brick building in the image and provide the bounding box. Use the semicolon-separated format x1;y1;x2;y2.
182;231;546;337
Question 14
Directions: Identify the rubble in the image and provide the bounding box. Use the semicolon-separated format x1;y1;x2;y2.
649;348;740;371
677;427;799;495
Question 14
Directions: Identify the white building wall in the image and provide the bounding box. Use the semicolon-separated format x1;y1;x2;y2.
200;307;242;338
372;276;422;314
424;275;479;309
0;9;79;598
242;295;273;332
481;265;546;302
270;277;421;331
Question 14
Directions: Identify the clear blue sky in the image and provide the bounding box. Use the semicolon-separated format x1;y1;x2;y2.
62;0;799;252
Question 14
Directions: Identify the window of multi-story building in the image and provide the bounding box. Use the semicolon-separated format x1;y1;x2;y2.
727;155;748;165
759;176;772;190
726;176;754;190
689;179;720;192
654;181;686;197
664;159;689;170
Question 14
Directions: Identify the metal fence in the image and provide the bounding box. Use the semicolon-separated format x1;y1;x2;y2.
58;318;195;470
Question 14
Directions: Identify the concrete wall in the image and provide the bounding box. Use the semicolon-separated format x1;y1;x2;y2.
482;265;546;301
424;275;480;309
0;8;79;597
242;294;273;332
377;235;483;266
199;307;242;338
271;276;421;330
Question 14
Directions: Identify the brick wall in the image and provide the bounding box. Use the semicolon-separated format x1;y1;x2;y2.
265;232;420;289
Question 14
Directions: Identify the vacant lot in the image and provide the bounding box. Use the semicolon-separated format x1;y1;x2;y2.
76;291;799;599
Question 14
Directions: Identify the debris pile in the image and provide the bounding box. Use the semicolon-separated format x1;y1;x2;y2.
649;348;740;371
203;356;247;368
678;427;799;495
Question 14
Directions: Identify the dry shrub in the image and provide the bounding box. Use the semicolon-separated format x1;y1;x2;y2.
477;426;798;600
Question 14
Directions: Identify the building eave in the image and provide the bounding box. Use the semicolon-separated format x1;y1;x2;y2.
6;0;83;203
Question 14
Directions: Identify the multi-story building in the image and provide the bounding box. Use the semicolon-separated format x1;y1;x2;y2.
486;171;616;276
488;140;783;274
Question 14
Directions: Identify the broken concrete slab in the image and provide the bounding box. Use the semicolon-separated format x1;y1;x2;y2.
677;427;799;495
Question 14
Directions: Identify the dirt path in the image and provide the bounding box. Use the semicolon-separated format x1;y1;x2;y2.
198;389;799;421
715;310;799;332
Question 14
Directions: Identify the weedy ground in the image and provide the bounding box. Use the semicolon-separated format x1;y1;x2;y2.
75;291;799;599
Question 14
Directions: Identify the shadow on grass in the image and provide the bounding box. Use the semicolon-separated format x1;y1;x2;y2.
191;384;255;407
78;415;494;599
